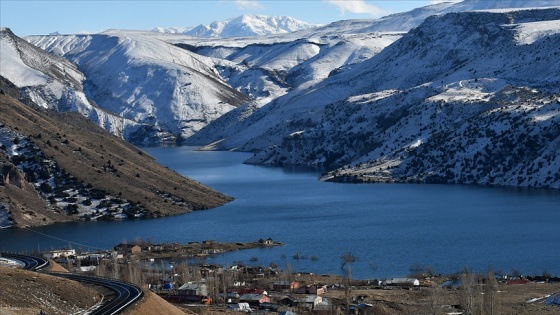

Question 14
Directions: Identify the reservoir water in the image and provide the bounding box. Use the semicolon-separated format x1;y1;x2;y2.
1;146;559;279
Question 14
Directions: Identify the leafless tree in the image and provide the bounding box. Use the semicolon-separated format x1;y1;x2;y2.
460;270;480;315
430;286;445;315
341;252;357;269
482;269;500;315
345;266;352;315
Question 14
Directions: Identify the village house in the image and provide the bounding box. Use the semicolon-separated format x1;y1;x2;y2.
219;290;240;303
178;283;208;297
113;243;141;254
278;296;298;307
237;288;268;296
42;249;76;259
298;295;323;310
273;280;300;291
295;284;327;295
239;293;270;306
382;278;420;287
144;244;164;252
258;237;274;245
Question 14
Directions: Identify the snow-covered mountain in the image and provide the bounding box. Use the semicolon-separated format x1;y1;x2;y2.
153;14;320;38
318;0;560;33
5;0;560;189
188;7;560;189
0;27;143;139
27;30;250;143
151;26;193;34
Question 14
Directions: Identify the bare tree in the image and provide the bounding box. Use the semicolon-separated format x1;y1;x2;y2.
341;252;357;269
430;286;444;315
344;266;352;315
286;261;294;291
127;257;141;286
483;269;500;315
460;270;480;315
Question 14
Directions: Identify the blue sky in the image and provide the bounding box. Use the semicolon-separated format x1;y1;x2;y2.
1;0;455;36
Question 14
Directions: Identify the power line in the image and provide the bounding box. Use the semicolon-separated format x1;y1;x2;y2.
22;227;110;252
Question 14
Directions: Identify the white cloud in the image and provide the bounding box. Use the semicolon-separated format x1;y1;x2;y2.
324;0;387;17
234;0;265;10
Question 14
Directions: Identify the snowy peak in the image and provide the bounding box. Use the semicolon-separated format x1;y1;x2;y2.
151;26;192;34
155;14;320;38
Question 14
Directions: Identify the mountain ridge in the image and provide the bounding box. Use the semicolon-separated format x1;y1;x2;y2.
191;7;560;189
0;90;232;228
152;14;320;38
27;31;251;143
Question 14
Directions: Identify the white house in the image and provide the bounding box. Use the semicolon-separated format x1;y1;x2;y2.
299;295;323;310
178;283;208;297
382;278;420;286
42;249;76;259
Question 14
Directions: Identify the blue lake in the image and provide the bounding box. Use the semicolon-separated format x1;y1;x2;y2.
1;146;559;279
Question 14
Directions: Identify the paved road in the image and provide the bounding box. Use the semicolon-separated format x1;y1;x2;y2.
50;272;144;315
1;252;143;315
0;252;49;270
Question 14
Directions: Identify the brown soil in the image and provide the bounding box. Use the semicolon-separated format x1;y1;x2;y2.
0;266;101;314
0;93;232;228
123;290;189;315
48;260;69;273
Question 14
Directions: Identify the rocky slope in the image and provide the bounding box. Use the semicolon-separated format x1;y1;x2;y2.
0;88;232;228
191;8;560;189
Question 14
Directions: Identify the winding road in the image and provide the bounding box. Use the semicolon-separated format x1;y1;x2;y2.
0;252;49;270
1;252;143;315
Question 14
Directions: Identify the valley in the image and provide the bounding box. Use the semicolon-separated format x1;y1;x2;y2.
1;1;560;313
2;1;559;191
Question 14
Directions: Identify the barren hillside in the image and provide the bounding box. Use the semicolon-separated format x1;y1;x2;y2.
0;90;232;227
0;266;101;314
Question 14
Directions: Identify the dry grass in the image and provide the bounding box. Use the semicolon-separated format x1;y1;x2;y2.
0;93;232;227
0;265;189;315
0;266;101;314
320;281;560;315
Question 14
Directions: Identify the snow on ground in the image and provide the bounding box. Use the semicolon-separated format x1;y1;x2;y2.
0;126;139;221
514;20;560;45
429;78;508;103
0;36;48;87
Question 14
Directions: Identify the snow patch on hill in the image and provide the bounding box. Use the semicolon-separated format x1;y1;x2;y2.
514;19;560;44
0;34;48;87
